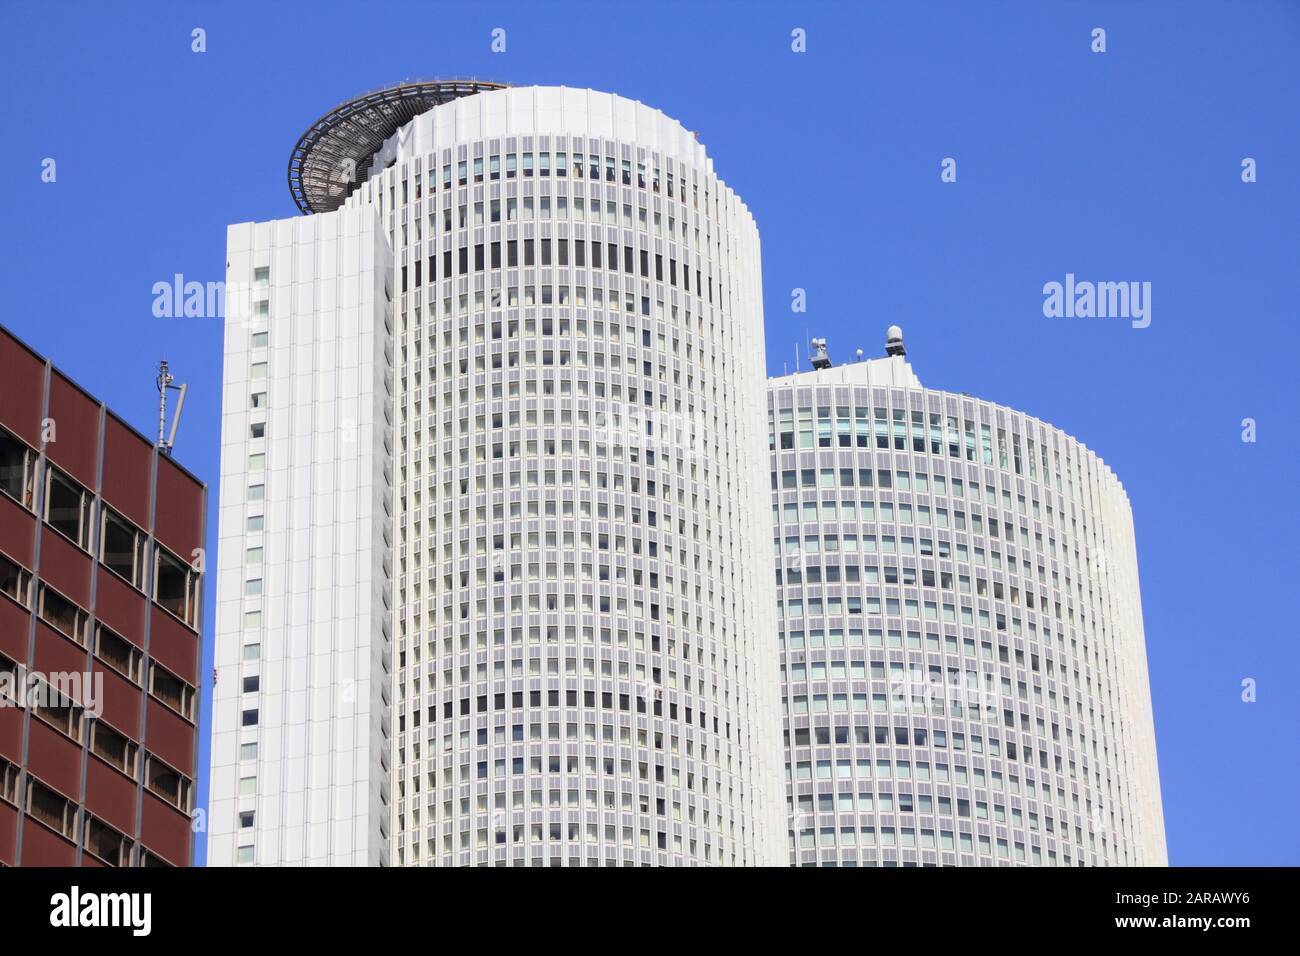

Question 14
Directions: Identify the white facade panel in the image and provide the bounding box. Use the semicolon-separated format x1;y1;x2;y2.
209;204;394;866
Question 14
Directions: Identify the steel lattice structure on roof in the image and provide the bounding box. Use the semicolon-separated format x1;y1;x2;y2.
287;78;509;215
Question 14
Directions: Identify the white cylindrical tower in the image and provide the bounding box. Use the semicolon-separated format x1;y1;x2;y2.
313;83;786;866
768;341;1166;866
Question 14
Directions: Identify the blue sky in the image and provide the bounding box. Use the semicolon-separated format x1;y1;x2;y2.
1;0;1296;866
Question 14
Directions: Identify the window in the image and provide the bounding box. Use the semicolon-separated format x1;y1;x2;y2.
0;756;18;803
144;754;191;811
101;507;145;588
249;422;265;439
45;466;92;548
246;515;264;532
149;662;195;720
241;708;258;727
33;682;83;740
27;778;76;838
250;331;268;348
0;427;37;508
0;652;18;705
84;816;129;866
242;675;259;693
38;584;87;644
95;624;142;682
154;547;198;627
138;849;169;867
90;719;137;774
0;550;31;606
238;810;255;828
236;845;255;864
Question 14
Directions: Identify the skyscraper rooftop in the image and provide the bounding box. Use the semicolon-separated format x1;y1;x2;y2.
287;79;508;214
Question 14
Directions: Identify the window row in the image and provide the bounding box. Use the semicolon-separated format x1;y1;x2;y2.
10;769;175;866
0;443;200;628
0;638;195;722
411;152;685;195
771;404;1088;494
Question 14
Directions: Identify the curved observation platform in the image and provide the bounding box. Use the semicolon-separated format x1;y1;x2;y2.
287;79;509;214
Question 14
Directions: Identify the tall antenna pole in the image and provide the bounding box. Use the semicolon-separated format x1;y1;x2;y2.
157;361;173;450
157;361;188;456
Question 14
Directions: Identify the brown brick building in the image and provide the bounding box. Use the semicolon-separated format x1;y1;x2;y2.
0;325;204;866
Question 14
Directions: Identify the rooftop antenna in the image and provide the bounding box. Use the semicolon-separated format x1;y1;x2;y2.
810;337;832;370
156;360;189;457
856;348;865;362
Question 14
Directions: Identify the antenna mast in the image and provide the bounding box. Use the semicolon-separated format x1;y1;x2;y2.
156;361;189;456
